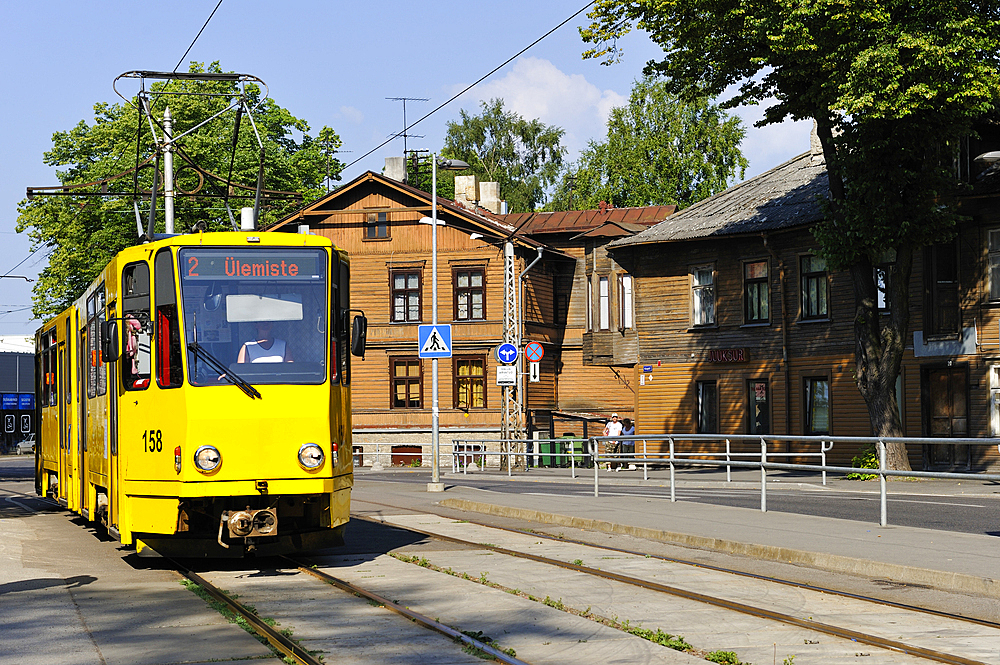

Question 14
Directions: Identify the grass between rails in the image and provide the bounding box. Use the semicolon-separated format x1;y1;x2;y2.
388;552;723;659
181;579;322;665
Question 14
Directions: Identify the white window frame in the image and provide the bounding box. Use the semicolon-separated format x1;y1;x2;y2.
691;264;716;326
989;229;1000;301
599;275;610;330
619;274;633;330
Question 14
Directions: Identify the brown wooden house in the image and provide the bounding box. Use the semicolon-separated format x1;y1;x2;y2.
607;136;1000;471
267;167;674;464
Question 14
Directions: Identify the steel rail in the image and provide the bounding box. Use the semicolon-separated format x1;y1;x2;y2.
353;502;1000;631
285;556;531;665
351;510;995;665
170;560;322;665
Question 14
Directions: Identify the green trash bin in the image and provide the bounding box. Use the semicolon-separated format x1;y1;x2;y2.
563;434;585;468
539;440;556;467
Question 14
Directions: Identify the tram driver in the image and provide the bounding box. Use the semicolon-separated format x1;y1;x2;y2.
237;320;294;363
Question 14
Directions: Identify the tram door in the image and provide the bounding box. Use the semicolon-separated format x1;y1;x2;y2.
61;316;73;504
58;342;66;501
78;321;88;515
107;298;119;530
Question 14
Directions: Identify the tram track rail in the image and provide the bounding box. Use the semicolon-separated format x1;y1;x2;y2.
169;558;325;665
168;553;531;665
351;503;999;665
284;555;532;665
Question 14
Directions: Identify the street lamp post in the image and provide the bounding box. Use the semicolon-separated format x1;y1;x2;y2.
427;154;469;492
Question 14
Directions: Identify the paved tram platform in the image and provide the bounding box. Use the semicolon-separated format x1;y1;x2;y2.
353;466;1000;600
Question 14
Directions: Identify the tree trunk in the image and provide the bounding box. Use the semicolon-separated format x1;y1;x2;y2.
849;249;913;471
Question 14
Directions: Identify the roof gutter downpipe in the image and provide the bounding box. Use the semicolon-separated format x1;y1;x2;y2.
763;232;792;438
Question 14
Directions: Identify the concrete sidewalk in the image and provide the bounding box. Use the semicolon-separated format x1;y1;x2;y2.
355;466;1000;599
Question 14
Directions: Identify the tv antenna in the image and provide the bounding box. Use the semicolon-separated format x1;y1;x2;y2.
386;97;428;176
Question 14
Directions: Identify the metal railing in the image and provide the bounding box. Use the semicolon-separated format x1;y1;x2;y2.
354;439;589;475
451;439;591;478
588;434;1000;526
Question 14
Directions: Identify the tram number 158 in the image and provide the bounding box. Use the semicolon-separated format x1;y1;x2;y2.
143;429;163;453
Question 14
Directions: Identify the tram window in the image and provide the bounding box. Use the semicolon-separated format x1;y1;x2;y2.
96;286;106;397
122;262;152;391
49;330;58;406
41;332;51;405
65;318;72;404
155;249;184;388
340;260;350;386
178;247;328;386
87;293;98;399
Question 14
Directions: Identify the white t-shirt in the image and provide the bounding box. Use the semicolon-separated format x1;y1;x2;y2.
244;339;286;363
604;420;623;438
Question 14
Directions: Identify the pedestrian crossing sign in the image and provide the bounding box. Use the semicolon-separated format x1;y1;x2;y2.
418;324;452;358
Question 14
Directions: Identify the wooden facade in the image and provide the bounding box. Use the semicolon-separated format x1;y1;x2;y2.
268;171;674;461
608;147;1000;471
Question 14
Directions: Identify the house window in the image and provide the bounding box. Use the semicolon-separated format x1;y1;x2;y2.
365;211;389;239
800;255;828;320
990;230;1000;301
454;356;486;409
748;379;770;435
586;275;593;332
744;260;769;324
599;276;610;330
391;270;421;322
924;241;960;336
691;265;715;326
454;268;485;320
696;381;718;434
804;377;830;435
875;249;895;313
619;274;633;329
391;357;422;408
875;265;890;311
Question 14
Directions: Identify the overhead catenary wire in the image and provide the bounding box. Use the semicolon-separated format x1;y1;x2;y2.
173;0;225;73
343;1;596;172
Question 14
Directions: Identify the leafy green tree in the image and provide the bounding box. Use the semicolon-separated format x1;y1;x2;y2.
548;76;747;211
583;0;1000;469
17;62;341;318
442;99;566;212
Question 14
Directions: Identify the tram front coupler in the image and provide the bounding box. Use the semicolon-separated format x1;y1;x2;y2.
217;507;278;549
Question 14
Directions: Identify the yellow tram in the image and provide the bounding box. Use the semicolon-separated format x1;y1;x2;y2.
34;230;366;557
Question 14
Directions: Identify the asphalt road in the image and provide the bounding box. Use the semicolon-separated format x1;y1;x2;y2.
358;470;1000;537
6;455;997;536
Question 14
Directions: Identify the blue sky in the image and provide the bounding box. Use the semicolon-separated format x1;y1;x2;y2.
0;1;810;335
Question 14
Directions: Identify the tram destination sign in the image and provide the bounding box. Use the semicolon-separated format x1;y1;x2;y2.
180;249;325;281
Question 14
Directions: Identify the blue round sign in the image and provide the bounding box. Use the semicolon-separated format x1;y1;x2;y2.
496;343;519;364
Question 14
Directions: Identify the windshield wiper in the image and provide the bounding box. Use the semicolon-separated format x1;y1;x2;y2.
188;341;262;399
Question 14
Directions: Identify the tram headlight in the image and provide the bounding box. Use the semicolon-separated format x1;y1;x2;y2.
298;443;325;470
193;445;221;472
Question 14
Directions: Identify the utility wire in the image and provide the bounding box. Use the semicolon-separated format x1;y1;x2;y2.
1;247;43;279
174;0;225;72
343;1;595;171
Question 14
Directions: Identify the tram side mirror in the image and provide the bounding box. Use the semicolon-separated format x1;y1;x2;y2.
351;315;367;358
101;321;120;362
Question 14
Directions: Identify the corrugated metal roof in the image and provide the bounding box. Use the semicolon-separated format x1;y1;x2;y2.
501;205;676;235
609;152;828;248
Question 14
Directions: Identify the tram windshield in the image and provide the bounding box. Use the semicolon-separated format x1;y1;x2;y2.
178;247;328;386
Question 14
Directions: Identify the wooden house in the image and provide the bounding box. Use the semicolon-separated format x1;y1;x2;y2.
267;168;674;464
607;136;1000;471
